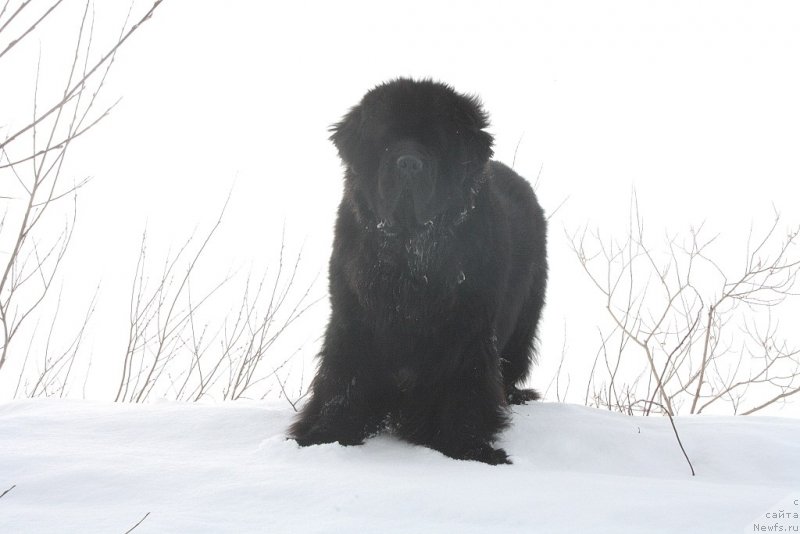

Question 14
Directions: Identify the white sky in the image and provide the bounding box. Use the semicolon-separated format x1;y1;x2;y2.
1;1;799;408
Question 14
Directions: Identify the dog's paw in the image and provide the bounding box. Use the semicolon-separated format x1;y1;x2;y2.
506;387;540;405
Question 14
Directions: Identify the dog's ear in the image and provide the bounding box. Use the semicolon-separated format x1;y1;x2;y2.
470;126;494;164
329;105;362;161
455;96;494;164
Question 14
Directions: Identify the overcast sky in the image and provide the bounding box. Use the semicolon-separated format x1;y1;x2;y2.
2;1;799;409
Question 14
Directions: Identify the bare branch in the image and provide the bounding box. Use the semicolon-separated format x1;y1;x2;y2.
0;0;65;61
0;484;15;499
569;193;800;417
0;0;164;152
1;0;166;391
123;512;151;534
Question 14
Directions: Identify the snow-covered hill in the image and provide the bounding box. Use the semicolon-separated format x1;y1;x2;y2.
1;400;798;533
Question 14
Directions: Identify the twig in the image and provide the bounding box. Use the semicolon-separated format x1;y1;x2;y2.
511;133;524;169
690;304;716;414
274;370;299;412
637;400;695;476
0;484;16;499
0;0;65;61
665;409;695;476
123;512;151;534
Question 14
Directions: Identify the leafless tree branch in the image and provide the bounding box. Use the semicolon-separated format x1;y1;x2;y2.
123;512;151;534
0;0;165;394
568;192;800;416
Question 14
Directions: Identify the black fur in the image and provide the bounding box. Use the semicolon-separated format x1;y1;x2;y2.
290;79;548;465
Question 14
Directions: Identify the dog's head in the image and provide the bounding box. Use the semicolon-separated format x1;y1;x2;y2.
330;78;494;231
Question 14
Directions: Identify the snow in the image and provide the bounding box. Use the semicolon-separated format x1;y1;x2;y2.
1;400;798;533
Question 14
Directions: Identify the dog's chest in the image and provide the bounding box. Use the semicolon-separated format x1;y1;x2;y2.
355;227;467;322
383;229;440;279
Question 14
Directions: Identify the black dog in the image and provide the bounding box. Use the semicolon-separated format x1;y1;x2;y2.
290;79;547;464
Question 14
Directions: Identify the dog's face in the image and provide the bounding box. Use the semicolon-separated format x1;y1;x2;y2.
330;79;494;231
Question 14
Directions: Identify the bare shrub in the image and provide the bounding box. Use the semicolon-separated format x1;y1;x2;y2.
2;2;317;403
0;1;164;395
114;210;319;403
569;193;800;416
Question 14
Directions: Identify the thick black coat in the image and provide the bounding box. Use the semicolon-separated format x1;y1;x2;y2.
290;79;547;464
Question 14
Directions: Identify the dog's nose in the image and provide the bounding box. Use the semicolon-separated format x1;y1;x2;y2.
396;155;423;174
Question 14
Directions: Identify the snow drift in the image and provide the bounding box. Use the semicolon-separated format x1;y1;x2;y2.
1;400;798;533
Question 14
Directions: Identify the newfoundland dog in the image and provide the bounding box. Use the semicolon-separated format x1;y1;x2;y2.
290;79;547;465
